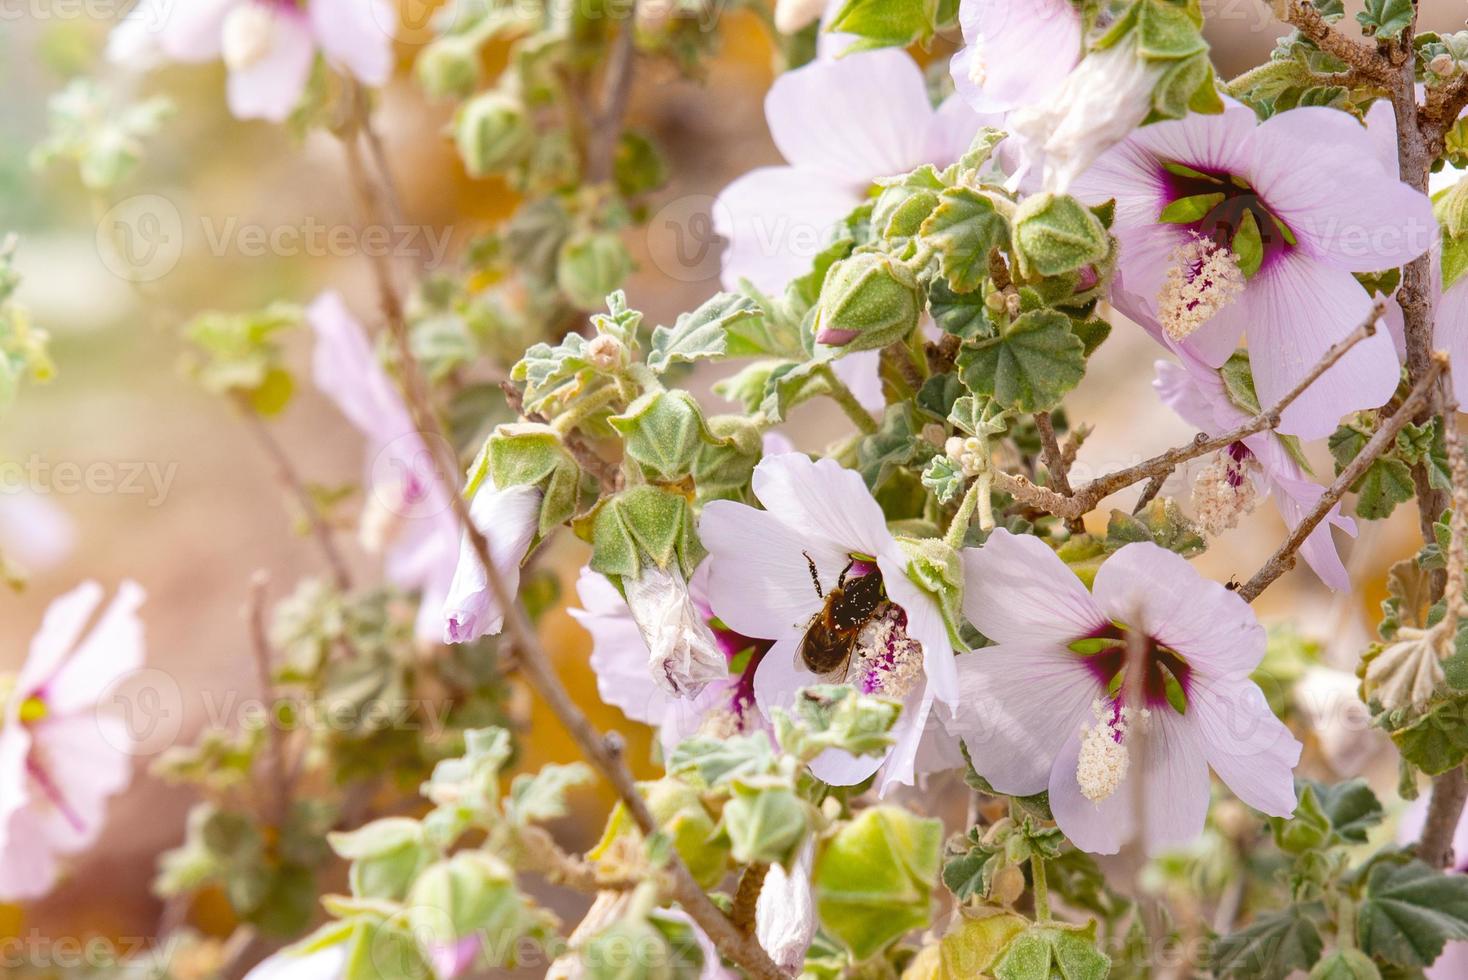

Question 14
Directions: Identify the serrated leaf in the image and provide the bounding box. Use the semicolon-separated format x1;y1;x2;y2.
1357;0;1414;40
922;454;965;504
921;187;1009;293
511;332;592;413
1310;778;1385;844
957;309;1085;413
928;278;995;340
1355;457;1416;520
506;762;593;826
647;292;765;372
993;923;1110;980
667;733;776;787
1358;859;1468;967
1212;908;1324;980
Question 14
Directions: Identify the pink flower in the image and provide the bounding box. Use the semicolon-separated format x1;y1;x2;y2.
109;0;394;122
571;564;772;759
952;531;1300;855
1072;102;1433;439
243;945;347;980
698;453;959;794
308;291;459;644
949;0;1083;116
714;49;994;410
0;492;76;574
440;478;542;645
1154;346;1357;590
0;580;146;900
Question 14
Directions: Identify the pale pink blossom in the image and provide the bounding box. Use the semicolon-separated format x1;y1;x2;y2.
0;492;76;574
698;453;959;794
714;48;996;410
949;0;1084;116
952;531;1300;855
0;580;146;900
243;946;347;980
571;564;771;759
1072;102;1432;439
308;291;458;644
1154;346;1357;590
109;0;394;122
440;478;542;645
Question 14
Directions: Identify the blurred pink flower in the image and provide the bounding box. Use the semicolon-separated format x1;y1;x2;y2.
571;563;772;758
0;580;146;900
308;291;458;644
1072;102;1430;439
952;531;1300;855
949;0;1083;116
698;453;959;794
243;945;346;980
0;492;76;574
1154;347;1357;590
109;0;394;122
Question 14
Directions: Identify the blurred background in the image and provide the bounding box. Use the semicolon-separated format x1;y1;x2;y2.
0;0;1463;963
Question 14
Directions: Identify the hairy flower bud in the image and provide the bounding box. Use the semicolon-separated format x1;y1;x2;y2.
623;563;726;697
417;35;482;101
814;252;921;352
557;232;632;311
454;92;531;178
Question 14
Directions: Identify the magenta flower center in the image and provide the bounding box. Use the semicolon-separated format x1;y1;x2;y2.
1160;162;1296;270
1072;623;1191;715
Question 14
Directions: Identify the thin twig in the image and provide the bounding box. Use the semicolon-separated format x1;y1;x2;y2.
234;395;353;591
1236;355;1446;602
337;88;786;979
247;571;292;828
996;313;1378;521
1276;1;1393;83
731;863;769;936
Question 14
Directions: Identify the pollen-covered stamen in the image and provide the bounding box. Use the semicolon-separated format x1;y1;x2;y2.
1192;442;1260;536
1075;698;1150;803
1158;235;1244;342
851;604;923;699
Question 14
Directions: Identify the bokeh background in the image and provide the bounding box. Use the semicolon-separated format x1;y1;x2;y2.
0;0;1463;962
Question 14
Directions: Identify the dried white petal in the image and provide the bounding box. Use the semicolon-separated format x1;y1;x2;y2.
624;564;727;698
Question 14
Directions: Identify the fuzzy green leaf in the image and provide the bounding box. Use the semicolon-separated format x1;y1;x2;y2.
957;309;1086;413
1358;859;1468;967
920;187;1009;293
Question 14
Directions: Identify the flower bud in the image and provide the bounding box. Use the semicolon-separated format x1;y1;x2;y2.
623;563;727;698
454;91;532;178
586;333;628;372
814;807;942;962
557;232;632;311
417;35;482;101
873;184;940;241
1012;192;1112;279
406;853;528;958
814;252;921;352
644;779;729;889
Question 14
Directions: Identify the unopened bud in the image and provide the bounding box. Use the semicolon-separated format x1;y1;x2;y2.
1431;53;1457;77
586;334;627;372
814;252;921;351
991;864;1025;906
454;91;531;178
557;232;632;311
417;35;482;101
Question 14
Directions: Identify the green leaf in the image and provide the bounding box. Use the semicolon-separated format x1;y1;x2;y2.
957;309;1086;413
759;359;829;424
1308;949;1381;980
1357;0;1415;40
993;922;1110;980
1310;778;1386;844
667;733;776;787
1355;457;1416;520
507;762;594;825
1384;695;1468;775
511;332;593;414
1235;208;1265;278
647;292;765;372
814;806;942;961
941;847;999;903
825;0;939;50
1358;859;1468;967
1159;192;1225;224
1442;231;1468;293
920;187;1010;293
1212;908;1324;980
928;278;995;340
771;684;902;762
922;455;965;504
722;783;809;866
1135;0;1209;59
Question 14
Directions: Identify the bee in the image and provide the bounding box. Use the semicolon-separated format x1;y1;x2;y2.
796;551;887;681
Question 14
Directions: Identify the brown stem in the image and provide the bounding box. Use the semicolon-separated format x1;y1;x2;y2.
337;90;786;979
1279;2;1393;83
1420;769;1468;869
247;571;292;828
1236;356;1446;602
234;396;353;591
731;863;770;937
1035;411;1081;532
996;314;1378;521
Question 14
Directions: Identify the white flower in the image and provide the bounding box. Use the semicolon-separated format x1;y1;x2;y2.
243;946;347;980
623;563;728;697
755;839;817;972
698;453;960;794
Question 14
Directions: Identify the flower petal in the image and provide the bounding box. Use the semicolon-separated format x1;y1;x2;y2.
882;560;957;704
1438;275;1468;407
766;49;933;181
571;568;674;727
17;581;106;701
961;529;1107;645
225;9;315;122
308;291;413;443
1092;542;1267;677
951;643;1099;796
1243;252;1397;439
309;0;395;86
1189;675;1301;817
44;580;146;716
700;499;837;641
1249;107;1436;272
157;0;236;62
951;0;1082;114
441;483;541;643
750;454;903;567
713;167;861;293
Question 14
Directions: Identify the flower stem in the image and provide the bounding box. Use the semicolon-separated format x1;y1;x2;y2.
1030;853;1052;923
819;364;879;434
550;384;621;436
1337;893;1358;951
945;476;989;549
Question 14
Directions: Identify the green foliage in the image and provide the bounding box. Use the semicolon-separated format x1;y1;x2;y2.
1357;0;1415;40
921;187;1010;293
1357;860;1468;968
992;922;1111;980
1213;908;1325;980
31;78;173;189
957;310;1087;414
183;304;301;415
825;0;942;51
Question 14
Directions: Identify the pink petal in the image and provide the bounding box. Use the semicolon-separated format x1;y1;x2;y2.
28;713;134;850
17;581;106;701
1189;676;1301;816
700;499;837;641
44;580;146;716
243;945;349;980
882;559;957;703
750;454;904;568
0;492;76;573
1102;223;1191;349
0;806;61;900
1267;467;1356;593
919;95;992;171
831;349;884;414
309;0;395;85
1243;253;1398;439
1092;542;1267;678
1438;276;1468;406
226;9;315;122
308;291;414;444
951;643;1099;797
441;483;541;643
961;529;1107;645
951;0;1082;114
1047;730;1129;854
157;0;236;62
570;567;674;727
766;49;933;182
1429;942;1468;980
1128;100;1260;178
1249;107;1436;272
870;687;933;796
713;167;862;293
